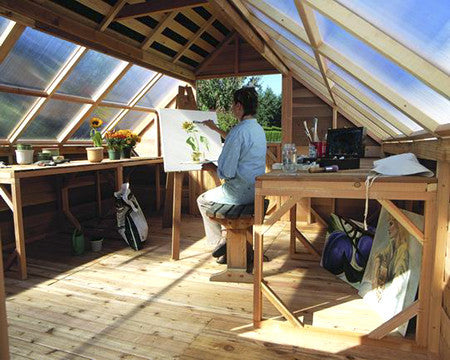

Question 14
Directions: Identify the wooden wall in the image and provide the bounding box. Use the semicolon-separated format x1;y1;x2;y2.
440;204;450;359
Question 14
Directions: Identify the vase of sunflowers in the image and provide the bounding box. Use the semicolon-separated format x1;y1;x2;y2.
86;117;104;163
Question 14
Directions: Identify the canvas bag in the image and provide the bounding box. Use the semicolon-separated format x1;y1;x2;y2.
114;183;148;250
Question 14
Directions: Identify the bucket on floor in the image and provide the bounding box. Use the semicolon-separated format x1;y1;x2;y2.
90;237;103;252
71;229;85;255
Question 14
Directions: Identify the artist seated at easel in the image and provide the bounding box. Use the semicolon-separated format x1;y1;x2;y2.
197;87;267;263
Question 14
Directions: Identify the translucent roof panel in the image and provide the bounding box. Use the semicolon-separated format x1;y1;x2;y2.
20;100;84;140
334;84;402;136
0;28;77;91
114;111;155;132
259;0;303;28
104;65;157;105
57;50;125;99
315;11;450;125
0;93;38;138
336;0;450;73
137;76;184;108
71;107;122;140
0;17;12;36
328;61;424;132
245;2;312;57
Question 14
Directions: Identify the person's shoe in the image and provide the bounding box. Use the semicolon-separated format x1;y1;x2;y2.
212;241;226;258
216;254;227;264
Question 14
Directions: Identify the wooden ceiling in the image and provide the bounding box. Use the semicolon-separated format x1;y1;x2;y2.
0;0;280;82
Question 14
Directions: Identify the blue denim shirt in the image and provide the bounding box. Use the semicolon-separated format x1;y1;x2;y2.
216;118;266;205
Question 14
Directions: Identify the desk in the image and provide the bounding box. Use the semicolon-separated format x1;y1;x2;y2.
253;170;438;350
0;157;162;280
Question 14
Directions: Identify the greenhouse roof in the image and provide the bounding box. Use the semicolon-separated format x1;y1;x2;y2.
0;0;448;144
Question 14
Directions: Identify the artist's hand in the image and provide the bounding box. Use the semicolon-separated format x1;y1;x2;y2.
202;162;217;172
202;119;218;132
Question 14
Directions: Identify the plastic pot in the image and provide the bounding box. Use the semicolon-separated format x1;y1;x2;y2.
86;147;104;163
15;149;34;165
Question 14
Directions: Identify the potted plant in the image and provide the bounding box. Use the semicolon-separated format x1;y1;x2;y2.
86;117;104;163
15;144;34;165
115;130;141;159
182;121;209;162
105;130;124;160
90;236;103;252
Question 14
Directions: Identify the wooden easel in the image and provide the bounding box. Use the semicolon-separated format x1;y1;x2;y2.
0;235;10;360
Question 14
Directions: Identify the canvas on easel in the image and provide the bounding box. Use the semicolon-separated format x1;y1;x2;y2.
158;108;222;173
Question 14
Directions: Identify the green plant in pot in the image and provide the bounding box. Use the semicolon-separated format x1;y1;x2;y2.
104;130;124;160
114;130;141;159
15;144;34;165
86;117;104;163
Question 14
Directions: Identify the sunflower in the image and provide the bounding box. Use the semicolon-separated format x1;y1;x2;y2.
182;121;194;131
90;117;103;128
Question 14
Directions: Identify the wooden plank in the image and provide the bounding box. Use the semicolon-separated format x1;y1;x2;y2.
172;171;183;260
214;204;235;219
377;199;424;243
162;172;174;228
368;301;419;340
428;161;450;353
116;0;208;20
0;184;13;211
141;12;178;50
294;228;321;259
261;282;303;328
0;0;195;81
253;193;265;326
382;139;450;162
0;22;25;64
98;0;127;31
195;31;237;75
205;203;225;218
0;239;10;360
264;196;298;226
281;74;293;144
11;178;26;279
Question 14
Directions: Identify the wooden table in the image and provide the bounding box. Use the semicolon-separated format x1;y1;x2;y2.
0;157;163;280
253;169;438;351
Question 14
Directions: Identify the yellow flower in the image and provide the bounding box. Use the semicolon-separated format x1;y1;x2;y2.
90;117;103;128
182;121;194;131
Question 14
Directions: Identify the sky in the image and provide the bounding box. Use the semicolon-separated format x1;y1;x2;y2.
259;74;282;95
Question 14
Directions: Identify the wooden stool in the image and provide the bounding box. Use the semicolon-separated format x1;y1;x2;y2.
206;201;268;283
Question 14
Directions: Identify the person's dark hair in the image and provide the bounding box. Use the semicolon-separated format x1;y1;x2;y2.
233;87;258;116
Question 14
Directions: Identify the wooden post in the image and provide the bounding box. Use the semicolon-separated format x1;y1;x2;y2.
11;178;26;280
0;237;10;360
253;184;265;326
115;165;124;191
332;106;338;129
428;160;450;353
171;172;183;260
289;203;297;256
95;171;102;217
155;164;161;211
281;74;293;144
162;172;174;228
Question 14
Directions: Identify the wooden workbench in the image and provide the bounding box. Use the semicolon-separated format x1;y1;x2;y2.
253;169;438;351
0;157;162;280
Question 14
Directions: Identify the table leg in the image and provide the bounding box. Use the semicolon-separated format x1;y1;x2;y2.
253;193;265;327
115;165;124;192
289;203;297;257
0;240;10;360
155;164;161;211
11;179;26;280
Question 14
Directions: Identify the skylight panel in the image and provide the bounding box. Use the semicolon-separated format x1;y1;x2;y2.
0;93;37;139
71;107;122;140
115;111;155;132
328;61;424;133
315;11;450;125
336;0;450;73
0;17;12;36
20;100;84;140
57;50;125;99
0;28;77;91
261;0;304;27
137;76;185;108
247;3;313;57
104;65;157;105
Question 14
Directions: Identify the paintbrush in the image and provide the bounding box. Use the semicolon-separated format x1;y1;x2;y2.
303;121;313;143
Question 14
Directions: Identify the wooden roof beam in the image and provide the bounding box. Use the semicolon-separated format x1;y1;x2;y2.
303;0;450;99
141;12;178;50
98;0;128;32
211;0;288;75
0;22;25;64
294;0;336;104
116;0;208;21
0;0;195;81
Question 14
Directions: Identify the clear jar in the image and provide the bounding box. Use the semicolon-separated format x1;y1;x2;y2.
282;143;297;172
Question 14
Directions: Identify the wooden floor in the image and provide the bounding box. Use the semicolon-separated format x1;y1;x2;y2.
4;215;429;360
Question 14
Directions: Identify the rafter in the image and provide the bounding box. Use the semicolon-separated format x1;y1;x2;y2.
294;0;336;104
303;0;450;99
211;0;288;75
173;16;215;63
116;0;208;21
98;0;128;32
0;22;25;64
140;12;178;50
8;46;88;143
0;0;195;81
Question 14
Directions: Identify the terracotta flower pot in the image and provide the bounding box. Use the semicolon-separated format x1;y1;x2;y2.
86;147;104;163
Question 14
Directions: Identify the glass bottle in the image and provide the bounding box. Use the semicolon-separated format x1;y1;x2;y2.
282;143;297;172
